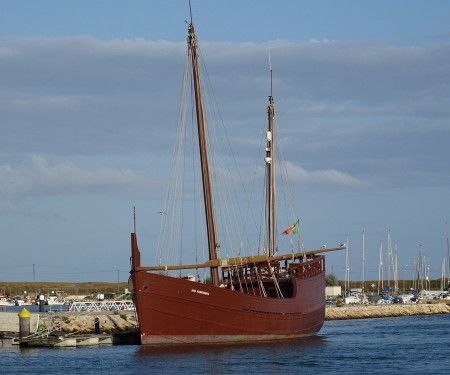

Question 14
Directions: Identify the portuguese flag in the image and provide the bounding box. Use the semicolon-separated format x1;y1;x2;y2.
282;220;299;235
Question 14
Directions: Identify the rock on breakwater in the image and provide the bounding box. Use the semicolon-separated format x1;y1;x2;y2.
325;303;450;320
62;313;136;334
39;311;138;335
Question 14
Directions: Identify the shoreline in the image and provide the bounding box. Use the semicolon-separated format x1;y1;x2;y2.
2;303;449;338
325;302;450;321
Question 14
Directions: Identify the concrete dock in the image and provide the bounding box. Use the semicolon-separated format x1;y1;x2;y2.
13;331;140;347
1;309;139;347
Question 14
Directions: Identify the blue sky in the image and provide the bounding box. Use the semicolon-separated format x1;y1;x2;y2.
2;1;449;44
1;0;450;285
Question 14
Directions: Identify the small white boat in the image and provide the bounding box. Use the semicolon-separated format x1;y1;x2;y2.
14;297;33;306
418;289;440;301
396;291;419;304
344;293;368;304
46;295;66;305
0;297;15;306
44;291;67;305
344;295;360;304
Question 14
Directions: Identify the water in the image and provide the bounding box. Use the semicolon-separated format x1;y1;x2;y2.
1;314;448;374
2;304;67;313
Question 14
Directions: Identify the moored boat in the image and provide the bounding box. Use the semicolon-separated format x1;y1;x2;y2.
130;2;344;346
0;297;15;306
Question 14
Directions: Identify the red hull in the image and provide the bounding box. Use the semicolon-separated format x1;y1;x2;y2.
131;234;326;346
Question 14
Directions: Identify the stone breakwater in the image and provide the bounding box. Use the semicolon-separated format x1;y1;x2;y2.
325;303;450;321
39;311;138;335
48;303;450;334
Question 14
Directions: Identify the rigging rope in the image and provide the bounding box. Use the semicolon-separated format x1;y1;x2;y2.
153;38;306;284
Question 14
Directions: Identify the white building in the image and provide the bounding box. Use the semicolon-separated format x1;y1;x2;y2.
325;286;342;297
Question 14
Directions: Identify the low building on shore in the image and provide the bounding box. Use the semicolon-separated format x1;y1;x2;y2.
326;286;342;297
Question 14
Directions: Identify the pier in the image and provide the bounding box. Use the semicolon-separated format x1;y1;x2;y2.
1;308;139;347
13;331;140;347
68;300;134;312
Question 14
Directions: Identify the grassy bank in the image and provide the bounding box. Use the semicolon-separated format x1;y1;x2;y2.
0;281;129;297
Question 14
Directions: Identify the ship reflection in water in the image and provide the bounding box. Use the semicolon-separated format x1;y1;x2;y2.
138;335;326;356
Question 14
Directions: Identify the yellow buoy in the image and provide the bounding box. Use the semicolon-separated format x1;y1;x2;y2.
18;308;31;318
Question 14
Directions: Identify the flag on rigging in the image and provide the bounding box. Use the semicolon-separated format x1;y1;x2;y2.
282;220;299;235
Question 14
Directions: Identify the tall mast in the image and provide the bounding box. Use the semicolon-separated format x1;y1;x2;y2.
378;241;383;294
266;63;276;257
446;221;450;288
361;230;365;292
187;10;219;287
387;229;392;291
345;235;349;295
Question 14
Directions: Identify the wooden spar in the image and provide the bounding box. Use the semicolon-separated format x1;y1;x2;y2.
187;21;220;287
266;67;276;257
135;246;346;272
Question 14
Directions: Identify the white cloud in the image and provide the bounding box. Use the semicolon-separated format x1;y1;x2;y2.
0;155;150;196
1;36;449;189
284;161;368;187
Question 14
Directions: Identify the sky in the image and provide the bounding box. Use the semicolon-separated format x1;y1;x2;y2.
1;0;450;285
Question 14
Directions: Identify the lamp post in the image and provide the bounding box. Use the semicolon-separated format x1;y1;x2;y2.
115;266;120;293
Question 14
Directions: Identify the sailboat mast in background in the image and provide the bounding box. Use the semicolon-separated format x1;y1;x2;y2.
266;61;276;257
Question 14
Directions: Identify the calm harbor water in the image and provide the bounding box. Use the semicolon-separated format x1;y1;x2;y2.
2;304;68;313
1;314;448;374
